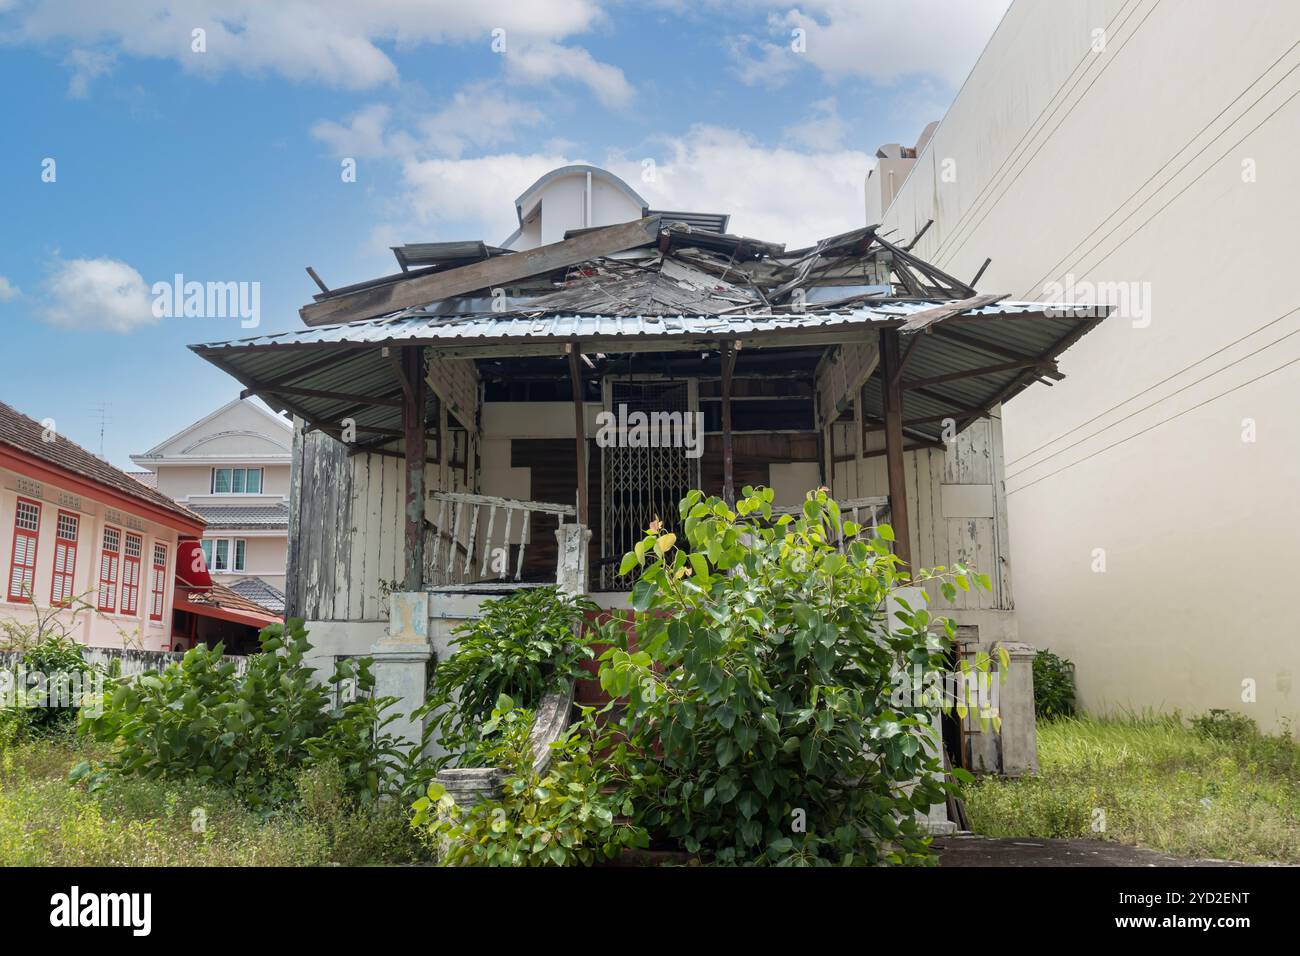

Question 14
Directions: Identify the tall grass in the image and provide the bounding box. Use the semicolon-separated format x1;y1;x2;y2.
965;713;1300;863
0;729;424;866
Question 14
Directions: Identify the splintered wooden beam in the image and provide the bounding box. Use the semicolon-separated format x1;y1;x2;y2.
897;293;1007;333
300;216;664;326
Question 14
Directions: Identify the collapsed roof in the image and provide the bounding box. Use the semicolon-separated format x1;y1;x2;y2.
192;215;1109;446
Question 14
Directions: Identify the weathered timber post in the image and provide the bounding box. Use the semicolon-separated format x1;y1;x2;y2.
402;345;426;592
568;344;588;528
369;346;434;761
720;340;737;506
879;329;912;572
993;641;1039;776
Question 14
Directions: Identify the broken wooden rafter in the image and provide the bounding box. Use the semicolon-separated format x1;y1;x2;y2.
902;357;1059;391
300;216;664;326
903;219;933;252
241;382;404;408
897;293;1007;334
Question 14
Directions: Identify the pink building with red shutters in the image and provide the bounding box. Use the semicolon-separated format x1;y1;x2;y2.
0;401;207;651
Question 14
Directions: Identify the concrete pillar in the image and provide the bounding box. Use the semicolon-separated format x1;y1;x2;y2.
887;587;954;835
371;591;432;750
993;641;1039;777
554;523;591;597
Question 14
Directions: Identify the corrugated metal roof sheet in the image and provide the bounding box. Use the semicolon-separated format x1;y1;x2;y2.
190;300;1108;446
193;300;1092;351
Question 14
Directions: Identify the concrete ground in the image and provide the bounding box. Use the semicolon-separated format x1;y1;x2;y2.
935;834;1246;867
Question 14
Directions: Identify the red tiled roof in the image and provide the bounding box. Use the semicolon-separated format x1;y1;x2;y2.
0;401;204;526
177;581;281;628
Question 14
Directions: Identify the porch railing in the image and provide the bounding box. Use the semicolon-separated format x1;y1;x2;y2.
424;490;577;589
770;495;891;547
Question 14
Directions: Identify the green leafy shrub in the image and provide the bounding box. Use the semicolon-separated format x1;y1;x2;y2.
77;619;410;810
423;586;596;764
3;635;96;737
412;694;649;866
1191;709;1258;743
1032;649;1076;720
594;486;982;866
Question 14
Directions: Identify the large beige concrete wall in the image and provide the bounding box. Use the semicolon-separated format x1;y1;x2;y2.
875;0;1300;728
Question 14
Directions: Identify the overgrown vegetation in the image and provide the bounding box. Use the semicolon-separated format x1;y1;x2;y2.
0;734;421;866
413;694;648;866
2;635;97;737
1032;648;1076;720
0;619;426;865
415;487;987;867
422;585;596;766
76;619;410;811
589;487;987;865
966;713;1300;864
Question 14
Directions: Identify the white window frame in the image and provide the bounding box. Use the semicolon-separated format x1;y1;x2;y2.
211;467;264;495
202;537;247;572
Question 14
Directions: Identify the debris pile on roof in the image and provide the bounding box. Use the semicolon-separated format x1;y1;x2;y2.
298;217;985;327
190;213;1110;449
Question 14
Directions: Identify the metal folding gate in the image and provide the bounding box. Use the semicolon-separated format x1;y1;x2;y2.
599;377;700;590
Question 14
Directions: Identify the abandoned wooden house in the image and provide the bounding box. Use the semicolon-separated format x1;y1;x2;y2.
190;168;1109;788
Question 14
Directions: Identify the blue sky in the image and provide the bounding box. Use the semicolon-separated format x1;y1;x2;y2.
0;0;1009;470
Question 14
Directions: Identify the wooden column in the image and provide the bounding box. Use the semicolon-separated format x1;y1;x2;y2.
879;330;912;571
568;345;588;527
401;345;426;591
720;341;737;506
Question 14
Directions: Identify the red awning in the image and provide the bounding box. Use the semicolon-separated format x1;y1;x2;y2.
175;587;281;630
176;538;213;588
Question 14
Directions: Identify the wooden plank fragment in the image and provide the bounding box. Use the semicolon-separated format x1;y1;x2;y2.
300;216;664;326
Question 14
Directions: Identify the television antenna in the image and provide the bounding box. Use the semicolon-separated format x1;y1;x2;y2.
89;402;113;459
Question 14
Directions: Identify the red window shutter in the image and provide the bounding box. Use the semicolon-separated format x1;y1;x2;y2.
121;532;143;615
8;497;41;603
149;543;168;622
98;526;121;613
50;510;79;607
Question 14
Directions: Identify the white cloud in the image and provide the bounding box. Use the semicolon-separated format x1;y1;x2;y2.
377;126;870;249
9;0;623;93
728;0;1012;88
62;47;115;98
0;276;20;301
608;126;871;246
781;97;845;150
311;104;400;160
398;151;575;241
502;40;633;109
41;258;158;334
312;85;548;162
417;85;548;158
